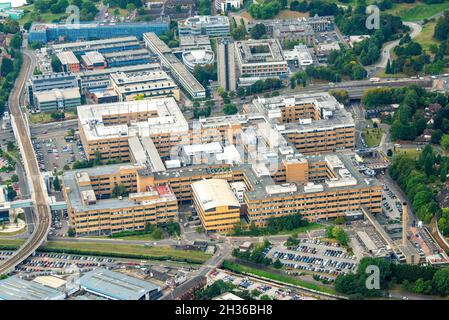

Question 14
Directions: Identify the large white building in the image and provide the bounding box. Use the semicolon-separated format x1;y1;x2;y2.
178;15;230;37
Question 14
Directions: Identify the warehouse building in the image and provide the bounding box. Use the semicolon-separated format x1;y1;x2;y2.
28;20;169;44
56;51;80;73
0;277;65;300
178;15;230;37
33;88;81;112
144;32;206;99
77;269;161;300
49;36;141;55
81;51;106;70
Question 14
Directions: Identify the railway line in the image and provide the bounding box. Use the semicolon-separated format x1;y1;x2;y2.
0;46;51;275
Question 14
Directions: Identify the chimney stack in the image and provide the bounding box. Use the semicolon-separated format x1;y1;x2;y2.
402;202;408;246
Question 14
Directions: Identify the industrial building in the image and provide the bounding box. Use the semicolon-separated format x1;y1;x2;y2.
110;70;180;101
56;51;80;73
191;179;241;233
144;32;206;99
235;39;288;79
27;73;79;108
77;269;162;300
178;15;230;37
28;20;169;44
49;36;141;55
81;51;106;70
217;37;236;92
103;49;152;68
33;88;81;112
0;277;65;300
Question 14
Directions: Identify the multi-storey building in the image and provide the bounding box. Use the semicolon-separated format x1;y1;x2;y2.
49;36;141;55
28;20;169;44
234;39;288;79
246;16;334;35
62;164;178;236
103;49;152;68
191;179;241;232
178;15;230;37
27;73;79;108
217;37;237;92
67;93;380;235
144;32;206;99
33;88;81;112
81;51;106;70
110;70;180;102
56;51;80;73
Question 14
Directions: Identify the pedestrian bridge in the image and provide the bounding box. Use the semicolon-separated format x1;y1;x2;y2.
10;199;67;211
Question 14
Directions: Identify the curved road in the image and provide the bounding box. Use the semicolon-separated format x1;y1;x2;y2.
0;46;51;275
373;22;422;70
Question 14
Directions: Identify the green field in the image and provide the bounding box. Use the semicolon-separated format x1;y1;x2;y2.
414;21;439;52
0;239;211;264
362;128;384;147
395;147;422;159
18;4;67;26
387;2;449;21
222;260;337;295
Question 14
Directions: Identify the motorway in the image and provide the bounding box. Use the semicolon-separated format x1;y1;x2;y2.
0;44;51;274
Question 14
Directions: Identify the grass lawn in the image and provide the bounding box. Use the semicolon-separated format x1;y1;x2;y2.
222;260;337;295
0;239;210;264
377;69;408;78
387;2;449;21
362;128;384;147
18;4;67;26
414;21;439;52
395;147;422;159
29;111;78;124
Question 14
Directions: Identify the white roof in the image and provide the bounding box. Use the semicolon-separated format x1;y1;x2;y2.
191;179;240;211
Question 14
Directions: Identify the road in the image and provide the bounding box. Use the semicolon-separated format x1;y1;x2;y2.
0;44;51;275
370;22;422;73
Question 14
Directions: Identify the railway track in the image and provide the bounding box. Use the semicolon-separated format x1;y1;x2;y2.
0;47;51;275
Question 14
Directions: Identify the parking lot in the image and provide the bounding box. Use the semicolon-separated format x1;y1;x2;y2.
267;238;358;281
382;184;402;220
210;270;317;300
0;251;117;276
32;135;86;172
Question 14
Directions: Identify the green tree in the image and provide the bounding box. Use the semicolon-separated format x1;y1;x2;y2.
273;258;283;269
53;176;61;191
1;57;13;76
250;23;267;39
441;134;449;151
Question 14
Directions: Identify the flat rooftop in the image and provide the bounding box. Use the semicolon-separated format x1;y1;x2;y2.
191;178;240;211
235;39;285;64
50;36;139;52
78;269;160;300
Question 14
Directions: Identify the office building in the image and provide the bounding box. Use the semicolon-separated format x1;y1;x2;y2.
103;49;152;68
90;90;119;104
273;24;315;47
215;0;243;12
191;179;241;233
217;37;236;92
235;39;288;79
181;49;215;72
62;165;178;236
77;269;162;300
144;32;206;99
33;88;81;112
178;15;230;37
49;36;141;55
28;20;169;44
283;45;313;66
56;51;80;73
110;70;180;101
77;63;161;90
246;92;355;154
246;16;334;34
81;51;107;70
27;73;79;108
